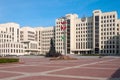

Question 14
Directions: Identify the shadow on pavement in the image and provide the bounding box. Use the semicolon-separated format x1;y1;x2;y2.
108;68;120;80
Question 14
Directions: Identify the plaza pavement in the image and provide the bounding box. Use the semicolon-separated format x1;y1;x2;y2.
0;56;120;80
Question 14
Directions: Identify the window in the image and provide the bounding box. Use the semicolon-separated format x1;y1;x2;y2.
113;45;115;48
117;24;119;27
104;20;106;23
104;28;106;31
110;15;112;18
95;16;99;21
110;20;112;22
113;19;115;22
110;28;112;30
76;24;78;26
110;24;112;26
104;16;106;19
117;32;119;35
113;15;115;18
12;28;14;32
113;28;115;30
101;16;103;19
104;24;106;27
101;41;103;44
113;32;115;35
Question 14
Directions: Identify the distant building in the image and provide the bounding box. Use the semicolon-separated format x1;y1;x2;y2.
0;23;24;56
0;10;120;56
20;27;39;55
35;27;54;54
55;10;120;55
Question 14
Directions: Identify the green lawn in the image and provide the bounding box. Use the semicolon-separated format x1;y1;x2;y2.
0;58;19;63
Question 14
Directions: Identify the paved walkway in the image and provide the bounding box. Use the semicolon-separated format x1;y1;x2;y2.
0;56;120;80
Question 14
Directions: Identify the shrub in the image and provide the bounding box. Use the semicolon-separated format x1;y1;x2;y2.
0;58;19;63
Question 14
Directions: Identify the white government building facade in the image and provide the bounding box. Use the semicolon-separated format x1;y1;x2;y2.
0;10;120;56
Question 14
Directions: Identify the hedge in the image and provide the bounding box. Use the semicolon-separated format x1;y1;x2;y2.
0;58;19;63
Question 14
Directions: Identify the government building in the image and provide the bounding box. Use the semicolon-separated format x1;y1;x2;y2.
0;10;120;56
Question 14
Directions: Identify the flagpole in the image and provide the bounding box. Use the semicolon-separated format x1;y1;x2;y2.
64;29;66;56
64;21;66;56
61;21;67;56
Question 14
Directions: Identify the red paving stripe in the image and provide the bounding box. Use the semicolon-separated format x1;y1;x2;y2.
85;64;120;68
0;64;19;67
17;76;91;80
0;66;62;73
0;72;22;79
80;67;117;70
103;62;120;65
98;63;120;65
24;59;104;67
41;59;109;67
42;63;81;67
50;67;120;78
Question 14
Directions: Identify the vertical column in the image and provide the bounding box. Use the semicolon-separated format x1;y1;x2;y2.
95;16;100;54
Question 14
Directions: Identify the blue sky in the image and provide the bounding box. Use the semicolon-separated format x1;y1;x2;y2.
0;0;120;27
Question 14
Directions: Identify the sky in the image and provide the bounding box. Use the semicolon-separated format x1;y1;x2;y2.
0;0;120;27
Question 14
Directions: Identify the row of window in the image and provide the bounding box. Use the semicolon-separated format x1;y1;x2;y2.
42;33;53;36
56;39;64;42
0;39;11;42
101;15;115;19
42;30;53;33
76;27;92;30
76;42;93;49
0;43;23;48
101;50;118;54
0;34;10;38
42;44;50;46
76;30;93;34
76;38;93;41
101;32;115;35
101;41;119;44
56;47;63;50
101;36;119;40
101;45;119;49
101;23;115;27
101;28;119;31
28;39;35;41
56;43;64;45
28;35;35;38
42;37;53;39
76;34;92;37
30;43;37;49
28;31;35;34
76;22;93;27
101;19;115;23
0;49;23;53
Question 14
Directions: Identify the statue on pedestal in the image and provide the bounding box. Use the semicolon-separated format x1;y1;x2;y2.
45;38;61;57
